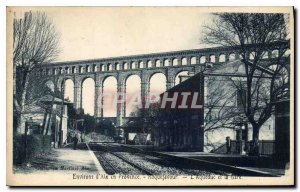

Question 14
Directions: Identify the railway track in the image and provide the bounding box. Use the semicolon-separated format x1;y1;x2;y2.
95;151;119;175
118;144;279;177
114;144;222;176
88;143;278;177
88;143;153;175
89;143;217;176
101;143;154;175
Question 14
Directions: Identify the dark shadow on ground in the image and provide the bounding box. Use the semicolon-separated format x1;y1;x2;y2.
63;142;88;150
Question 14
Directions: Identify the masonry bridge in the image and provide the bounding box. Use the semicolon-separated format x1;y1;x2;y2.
33;41;289;126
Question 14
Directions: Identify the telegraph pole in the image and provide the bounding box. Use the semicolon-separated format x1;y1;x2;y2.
59;70;65;147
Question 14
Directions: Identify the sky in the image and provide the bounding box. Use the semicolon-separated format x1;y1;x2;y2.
14;7;213;116
49;7;212;62
55;7;212;116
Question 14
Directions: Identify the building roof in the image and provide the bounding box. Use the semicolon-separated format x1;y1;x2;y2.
208;59;275;76
39;95;70;104
22;95;69;116
162;59;279;95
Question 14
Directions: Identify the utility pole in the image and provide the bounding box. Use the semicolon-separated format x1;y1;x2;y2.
59;70;65;147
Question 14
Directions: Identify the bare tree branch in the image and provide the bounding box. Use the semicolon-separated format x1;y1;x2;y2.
14;11;60;134
201;13;290;154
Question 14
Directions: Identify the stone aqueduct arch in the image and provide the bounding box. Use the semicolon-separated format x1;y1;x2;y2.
34;42;289;125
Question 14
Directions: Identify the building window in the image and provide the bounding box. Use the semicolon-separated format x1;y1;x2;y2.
181;57;187;65
190;57;197;65
155;60;160;67
107;64;112;71
79;66;84;73
115;63;120;70
163;59;169;67
139;61;144;68
131;62;136;69
219;54;226;62
147;60;152;68
86;65;91;72
229;53;235;61
123;62;128;70
172;58;178;66
209;55;215;63
200;56;206;64
100;64;105;71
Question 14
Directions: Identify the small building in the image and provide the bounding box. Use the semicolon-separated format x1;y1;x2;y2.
126;133;151;145
152;60;277;153
21;95;70;147
152;73;204;151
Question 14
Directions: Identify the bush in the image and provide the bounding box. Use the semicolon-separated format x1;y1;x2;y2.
13;134;52;165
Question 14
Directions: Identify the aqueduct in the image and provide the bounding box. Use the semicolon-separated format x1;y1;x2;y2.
33;41;289;126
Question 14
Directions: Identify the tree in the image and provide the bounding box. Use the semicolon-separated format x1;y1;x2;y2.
203;74;247;151
204;75;245;132
13;11;60;134
202;13;290;155
127;103;162;134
